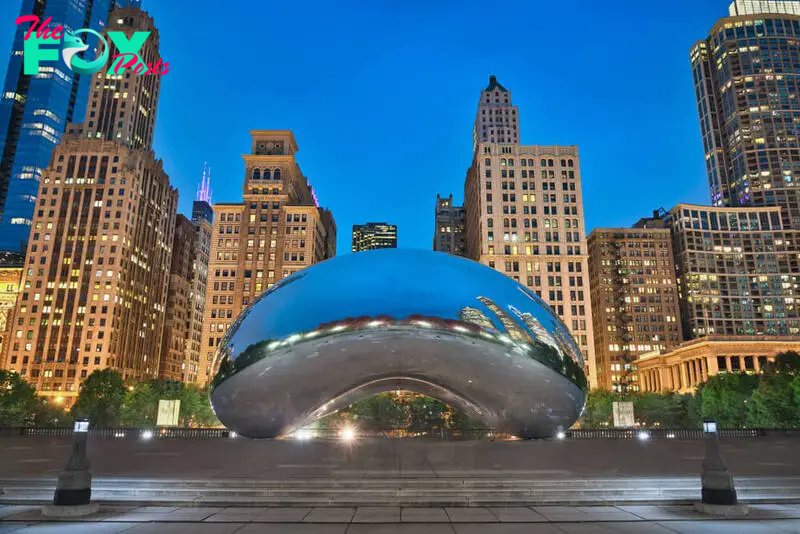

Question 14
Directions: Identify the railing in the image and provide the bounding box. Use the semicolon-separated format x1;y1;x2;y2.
2;426;800;440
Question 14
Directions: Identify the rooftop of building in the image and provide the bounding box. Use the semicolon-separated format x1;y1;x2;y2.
639;335;800;360
484;75;508;93
668;202;783;215
728;0;800;17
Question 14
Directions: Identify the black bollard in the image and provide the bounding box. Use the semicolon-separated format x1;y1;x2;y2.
42;417;99;517
694;419;749;517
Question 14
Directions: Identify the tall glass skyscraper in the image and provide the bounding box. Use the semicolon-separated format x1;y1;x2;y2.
0;0;112;252
691;0;800;230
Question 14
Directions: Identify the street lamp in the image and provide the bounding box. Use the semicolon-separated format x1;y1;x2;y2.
695;418;749;517
42;417;98;517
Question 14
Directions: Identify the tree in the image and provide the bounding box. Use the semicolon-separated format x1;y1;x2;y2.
33;398;69;427
747;373;799;428
0;370;39;426
344;393;405;430
765;351;800;376
121;381;159;427
580;389;617;428
407;396;447;433
70;369;125;427
178;385;220;427
696;373;758;428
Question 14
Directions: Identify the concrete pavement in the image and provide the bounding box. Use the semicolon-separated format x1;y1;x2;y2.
1;436;798;479
3;503;800;533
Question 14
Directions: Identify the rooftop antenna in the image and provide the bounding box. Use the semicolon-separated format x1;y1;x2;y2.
196;161;212;203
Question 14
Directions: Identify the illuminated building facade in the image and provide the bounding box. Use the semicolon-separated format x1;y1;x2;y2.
463;76;596;387
3;5;178;403
665;204;799;338
160;170;213;385
587;228;683;392
691;0;800;230
0;252;24;362
433;194;466;256
200;130;336;384
0;0;113;252
638;336;800;393
352;222;397;252
160;215;195;381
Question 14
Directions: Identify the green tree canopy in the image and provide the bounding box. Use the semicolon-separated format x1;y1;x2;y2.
580;389;616;428
696;372;758;427
747;373;800;428
70;369;126;427
765;351;800;376
0;369;39;426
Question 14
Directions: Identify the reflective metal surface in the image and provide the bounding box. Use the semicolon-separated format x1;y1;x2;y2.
210;249;587;439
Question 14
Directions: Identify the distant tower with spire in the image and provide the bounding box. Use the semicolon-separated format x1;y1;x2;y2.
192;162;214;225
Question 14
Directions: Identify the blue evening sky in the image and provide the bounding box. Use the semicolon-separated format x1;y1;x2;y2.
0;0;729;253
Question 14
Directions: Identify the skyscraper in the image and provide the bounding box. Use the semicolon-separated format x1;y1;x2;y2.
0;0;113;252
160;215;195;382
4;5;177;404
587;228;683;392
664;204;798;338
691;0;800;229
200;130;336;384
463;76;596;387
433;194;466;256
472;75;519;151
351;222;397;252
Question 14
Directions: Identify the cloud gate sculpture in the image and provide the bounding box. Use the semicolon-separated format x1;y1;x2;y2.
210;249;587;439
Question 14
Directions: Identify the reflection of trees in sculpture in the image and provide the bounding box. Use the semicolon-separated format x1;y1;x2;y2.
211;339;272;389
331;392;481;433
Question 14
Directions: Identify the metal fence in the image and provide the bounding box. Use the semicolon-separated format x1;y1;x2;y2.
1;426;800;440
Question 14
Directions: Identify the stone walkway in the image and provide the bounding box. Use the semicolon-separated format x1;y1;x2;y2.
2;504;800;533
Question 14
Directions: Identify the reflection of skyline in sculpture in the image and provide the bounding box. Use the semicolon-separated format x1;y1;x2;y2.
476;296;533;343
210;249;586;439
508;305;558;351
457;306;495;331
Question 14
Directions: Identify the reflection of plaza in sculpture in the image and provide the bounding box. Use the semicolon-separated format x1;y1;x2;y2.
210;249;587;439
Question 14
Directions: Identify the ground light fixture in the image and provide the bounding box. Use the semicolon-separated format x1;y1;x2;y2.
340;425;356;442
295;428;313;441
140;430;154;441
637;430;650;441
556;430;566;440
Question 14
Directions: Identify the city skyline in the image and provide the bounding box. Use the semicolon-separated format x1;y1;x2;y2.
0;1;731;254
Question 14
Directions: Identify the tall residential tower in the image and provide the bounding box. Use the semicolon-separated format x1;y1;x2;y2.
3;5;178;404
691;0;800;229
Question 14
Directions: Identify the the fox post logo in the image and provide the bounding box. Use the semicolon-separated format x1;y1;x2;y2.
15;15;170;76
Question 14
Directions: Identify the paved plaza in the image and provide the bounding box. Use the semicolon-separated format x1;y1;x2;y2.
2;503;800;533
1;436;798;479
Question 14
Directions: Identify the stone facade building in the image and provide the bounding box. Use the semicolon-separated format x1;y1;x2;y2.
3;5;177;403
433;194;466;256
463;76;596;386
638;336;800;393
200;130;336;384
588;228;683;392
